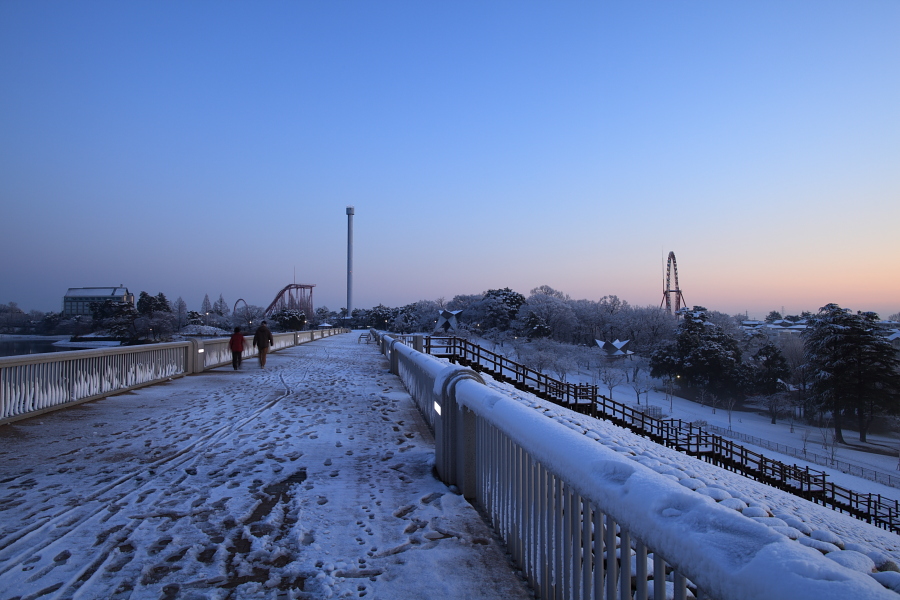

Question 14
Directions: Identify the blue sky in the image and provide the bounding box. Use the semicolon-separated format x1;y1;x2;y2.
2;1;898;319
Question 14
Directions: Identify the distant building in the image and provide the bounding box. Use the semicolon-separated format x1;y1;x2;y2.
741;318;900;351
63;286;134;317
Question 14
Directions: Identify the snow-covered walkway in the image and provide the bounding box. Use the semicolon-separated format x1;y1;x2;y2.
0;333;533;600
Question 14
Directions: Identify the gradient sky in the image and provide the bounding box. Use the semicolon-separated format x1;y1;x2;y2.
2;1;898;320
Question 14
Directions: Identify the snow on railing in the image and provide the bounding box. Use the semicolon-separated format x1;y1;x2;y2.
376;332;897;600
0;343;191;422
0;329;348;424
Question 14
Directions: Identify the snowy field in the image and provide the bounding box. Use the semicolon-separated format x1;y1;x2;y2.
0;333;532;600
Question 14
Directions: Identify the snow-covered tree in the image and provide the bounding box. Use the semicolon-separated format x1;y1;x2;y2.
272;308;306;331
91;300;139;341
137;292;171;319
630;371;653;405
650;306;745;400
514;286;577;342
765;311;782;323
388;300;441;333
232;304;265;329
200;294;213;318
803;304;900;443
0;302;28;333
777;334;813;417
479;288;526;331
212;294;230;317
618;305;676;356
748;341;790;396
366;304;396;330
599;360;626;400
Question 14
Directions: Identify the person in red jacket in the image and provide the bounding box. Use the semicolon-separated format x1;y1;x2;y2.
229;327;246;370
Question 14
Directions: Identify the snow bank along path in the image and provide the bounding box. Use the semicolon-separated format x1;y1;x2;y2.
0;333;532;600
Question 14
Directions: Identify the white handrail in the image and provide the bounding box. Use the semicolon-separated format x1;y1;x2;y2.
0;329;348;424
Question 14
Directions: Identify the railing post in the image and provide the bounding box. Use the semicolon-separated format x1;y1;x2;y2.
388;340;400;375
187;338;205;374
433;368;485;493
413;335;424;353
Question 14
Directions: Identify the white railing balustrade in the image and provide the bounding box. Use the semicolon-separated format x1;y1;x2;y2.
1;343;191;422
378;333;895;600
0;329;347;424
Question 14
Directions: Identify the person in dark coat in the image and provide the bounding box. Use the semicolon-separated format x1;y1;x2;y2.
252;320;275;367
228;327;245;370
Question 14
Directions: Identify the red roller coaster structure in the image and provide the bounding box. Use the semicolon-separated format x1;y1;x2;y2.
660;251;686;315
264;284;315;320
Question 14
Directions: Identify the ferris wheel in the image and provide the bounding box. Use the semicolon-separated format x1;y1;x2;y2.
660;251;686;315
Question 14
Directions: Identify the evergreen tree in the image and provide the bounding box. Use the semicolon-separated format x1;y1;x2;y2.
91;300;139;341
803;304;900;443
650;306;745;400
201;294;213;317
366;304;396;330
137;291;155;317
481;287;526;330
137;292;172;319
173;297;188;329
155;293;171;313
749;342;791;396
272;308;306;331
213;294;230;317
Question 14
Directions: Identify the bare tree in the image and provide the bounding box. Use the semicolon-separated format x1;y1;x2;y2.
173;297;188;330
599;361;626;400
550;353;575;382
630;371;652;405
724;396;738;430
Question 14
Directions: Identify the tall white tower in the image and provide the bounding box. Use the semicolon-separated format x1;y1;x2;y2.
346;206;354;321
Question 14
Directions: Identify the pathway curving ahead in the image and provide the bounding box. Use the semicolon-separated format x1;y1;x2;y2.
0;333;532;600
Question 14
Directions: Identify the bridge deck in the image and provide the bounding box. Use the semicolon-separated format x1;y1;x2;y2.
0;333;531;599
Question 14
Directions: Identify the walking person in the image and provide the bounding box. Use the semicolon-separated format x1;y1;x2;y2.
228;327;245;370
253;320;274;368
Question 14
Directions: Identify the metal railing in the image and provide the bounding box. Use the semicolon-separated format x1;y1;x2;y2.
0;329;348;424
706;423;900;489
377;332;894;600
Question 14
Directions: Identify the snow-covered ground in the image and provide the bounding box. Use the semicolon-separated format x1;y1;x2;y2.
0;333;532;599
605;382;900;500
4;332;900;599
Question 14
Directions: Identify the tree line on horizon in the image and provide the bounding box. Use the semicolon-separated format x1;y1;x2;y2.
3;287;899;442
